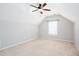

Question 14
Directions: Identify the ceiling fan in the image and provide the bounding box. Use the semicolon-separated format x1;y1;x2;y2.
30;3;51;14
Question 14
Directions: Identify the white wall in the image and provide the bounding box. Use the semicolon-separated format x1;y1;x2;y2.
0;3;79;51
58;15;74;42
39;15;74;42
0;20;38;48
75;22;79;51
0;3;39;49
0;31;1;48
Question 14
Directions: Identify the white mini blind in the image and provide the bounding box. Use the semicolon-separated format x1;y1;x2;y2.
48;21;58;35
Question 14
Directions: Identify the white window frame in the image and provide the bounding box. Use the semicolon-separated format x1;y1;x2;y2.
48;21;58;35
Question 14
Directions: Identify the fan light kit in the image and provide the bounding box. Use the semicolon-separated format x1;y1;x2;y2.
30;3;51;14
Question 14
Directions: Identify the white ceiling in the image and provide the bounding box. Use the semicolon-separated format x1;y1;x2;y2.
25;3;79;24
47;3;79;22
0;3;79;25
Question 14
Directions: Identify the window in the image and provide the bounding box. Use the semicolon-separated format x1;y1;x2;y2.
48;21;58;35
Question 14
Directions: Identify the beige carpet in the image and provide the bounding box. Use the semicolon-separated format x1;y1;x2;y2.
0;38;79;56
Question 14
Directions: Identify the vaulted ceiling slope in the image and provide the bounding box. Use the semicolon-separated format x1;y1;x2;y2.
0;3;79;25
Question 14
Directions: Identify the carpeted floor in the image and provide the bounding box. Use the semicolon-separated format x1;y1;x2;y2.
0;38;79;56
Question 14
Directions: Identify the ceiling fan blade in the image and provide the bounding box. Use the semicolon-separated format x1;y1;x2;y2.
30;4;38;8
32;9;38;12
43;9;51;11
40;11;43;14
38;4;41;9
43;3;47;7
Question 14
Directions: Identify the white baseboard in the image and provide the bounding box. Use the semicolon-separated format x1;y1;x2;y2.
40;37;74;43
53;38;74;43
0;38;37;51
